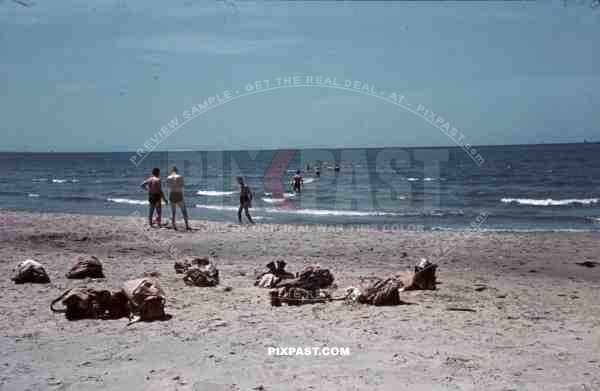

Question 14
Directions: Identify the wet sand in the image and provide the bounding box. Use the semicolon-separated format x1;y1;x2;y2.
1;210;599;391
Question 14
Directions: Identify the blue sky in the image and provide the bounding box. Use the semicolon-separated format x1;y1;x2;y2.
0;0;599;152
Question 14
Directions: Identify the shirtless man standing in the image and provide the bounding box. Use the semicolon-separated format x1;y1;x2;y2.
167;166;191;231
141;168;168;228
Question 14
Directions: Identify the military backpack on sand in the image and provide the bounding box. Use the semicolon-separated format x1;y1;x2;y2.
12;259;50;284
122;278;166;322
50;287;129;320
66;255;105;279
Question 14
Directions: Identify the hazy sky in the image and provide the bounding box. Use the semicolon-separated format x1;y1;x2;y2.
1;0;599;152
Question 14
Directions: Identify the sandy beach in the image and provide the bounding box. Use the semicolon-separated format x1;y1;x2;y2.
0;210;598;390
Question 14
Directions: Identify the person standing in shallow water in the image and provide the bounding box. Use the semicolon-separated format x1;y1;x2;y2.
237;176;254;224
141;168;168;228
292;169;303;193
167;166;191;231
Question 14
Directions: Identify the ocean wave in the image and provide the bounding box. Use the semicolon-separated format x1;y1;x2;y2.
262;197;295;204
194;204;462;217
501;198;599;206
195;205;240;211
51;178;79;184
107;198;147;206
431;226;595;233
399;177;445;182
195;204;395;216
478;228;595;233
287;209;395;217
196;190;236;196
284;177;316;184
262;193;296;205
264;192;295;198
28;193;40;197
32;178;48;182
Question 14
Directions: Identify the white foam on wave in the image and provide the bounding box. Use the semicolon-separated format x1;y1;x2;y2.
429;226;595;233
195;205;240;212
262;193;296;204
194;204;395;216
406;177;420;182
197;190;236;196
288;208;395;216
501;198;599;206
264;192;295;198
52;179;67;183
107;198;147;206
262;197;294;204
28;193;40;197
32;178;48;182
477;227;594;233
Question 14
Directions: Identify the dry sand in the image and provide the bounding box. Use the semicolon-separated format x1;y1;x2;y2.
1;211;599;391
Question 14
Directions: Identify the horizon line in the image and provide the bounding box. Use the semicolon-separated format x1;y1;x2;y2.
0;140;598;154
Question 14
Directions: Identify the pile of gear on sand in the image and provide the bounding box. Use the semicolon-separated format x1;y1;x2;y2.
254;258;438;306
11;254;221;325
10;253;438;325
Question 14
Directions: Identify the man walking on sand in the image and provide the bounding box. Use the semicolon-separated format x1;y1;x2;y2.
237;176;254;224
167;166;191;231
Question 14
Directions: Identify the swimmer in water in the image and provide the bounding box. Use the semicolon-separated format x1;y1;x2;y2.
292;170;303;193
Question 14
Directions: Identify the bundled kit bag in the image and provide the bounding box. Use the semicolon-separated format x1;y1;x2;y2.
398;258;437;291
66;255;105;279
357;278;403;306
268;264;334;306
183;263;219;287
274;265;334;291
11;259;50;284
50;287;130;320
122;278;166;321
175;256;219;287
254;260;295;288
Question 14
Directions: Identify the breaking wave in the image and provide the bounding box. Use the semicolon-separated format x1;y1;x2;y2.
107;198;147;206
196;190;236;196
501;198;599;206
